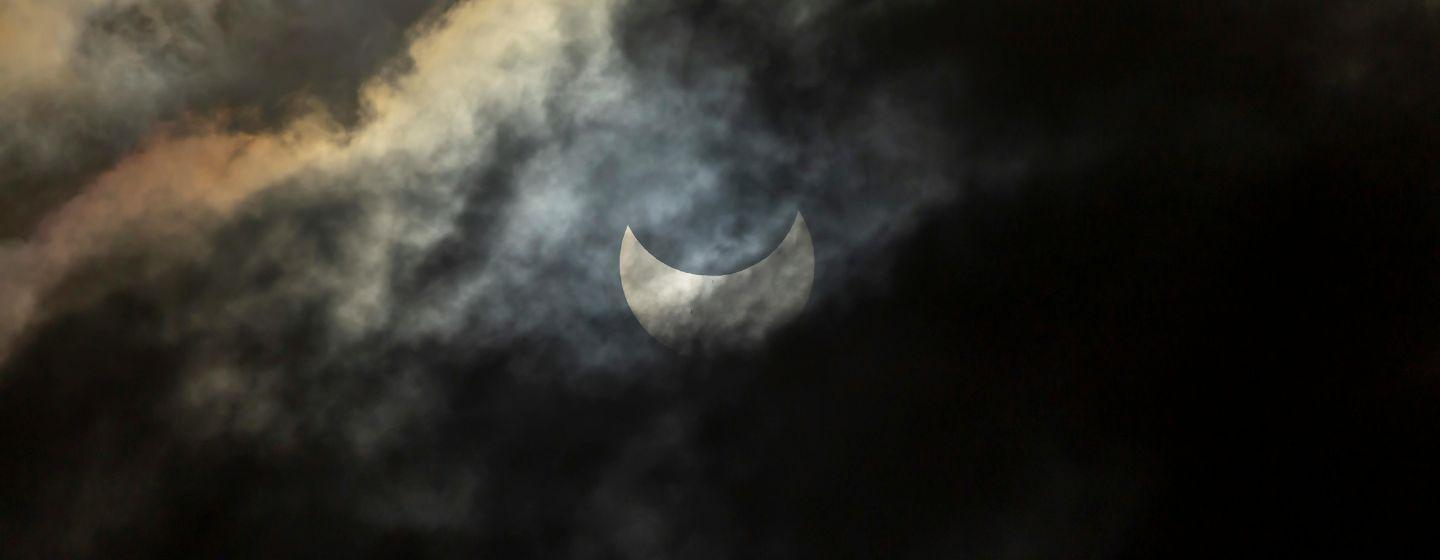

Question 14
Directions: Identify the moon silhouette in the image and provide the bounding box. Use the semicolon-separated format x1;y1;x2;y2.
620;213;814;352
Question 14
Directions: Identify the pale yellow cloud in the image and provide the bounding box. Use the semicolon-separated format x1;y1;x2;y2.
0;0;117;96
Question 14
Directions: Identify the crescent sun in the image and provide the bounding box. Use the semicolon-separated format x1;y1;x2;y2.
619;213;814;352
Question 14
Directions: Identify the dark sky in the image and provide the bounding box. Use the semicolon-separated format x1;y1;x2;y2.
2;0;1438;558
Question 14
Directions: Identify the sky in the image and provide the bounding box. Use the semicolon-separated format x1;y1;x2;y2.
1;0;1439;557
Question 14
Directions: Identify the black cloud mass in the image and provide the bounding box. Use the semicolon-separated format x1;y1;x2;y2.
2;0;1439;558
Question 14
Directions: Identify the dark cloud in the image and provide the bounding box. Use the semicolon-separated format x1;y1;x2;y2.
3;0;1440;558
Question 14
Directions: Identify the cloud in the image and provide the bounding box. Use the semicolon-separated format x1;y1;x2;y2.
6;0;1438;557
0;0;456;237
0;0;1137;555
